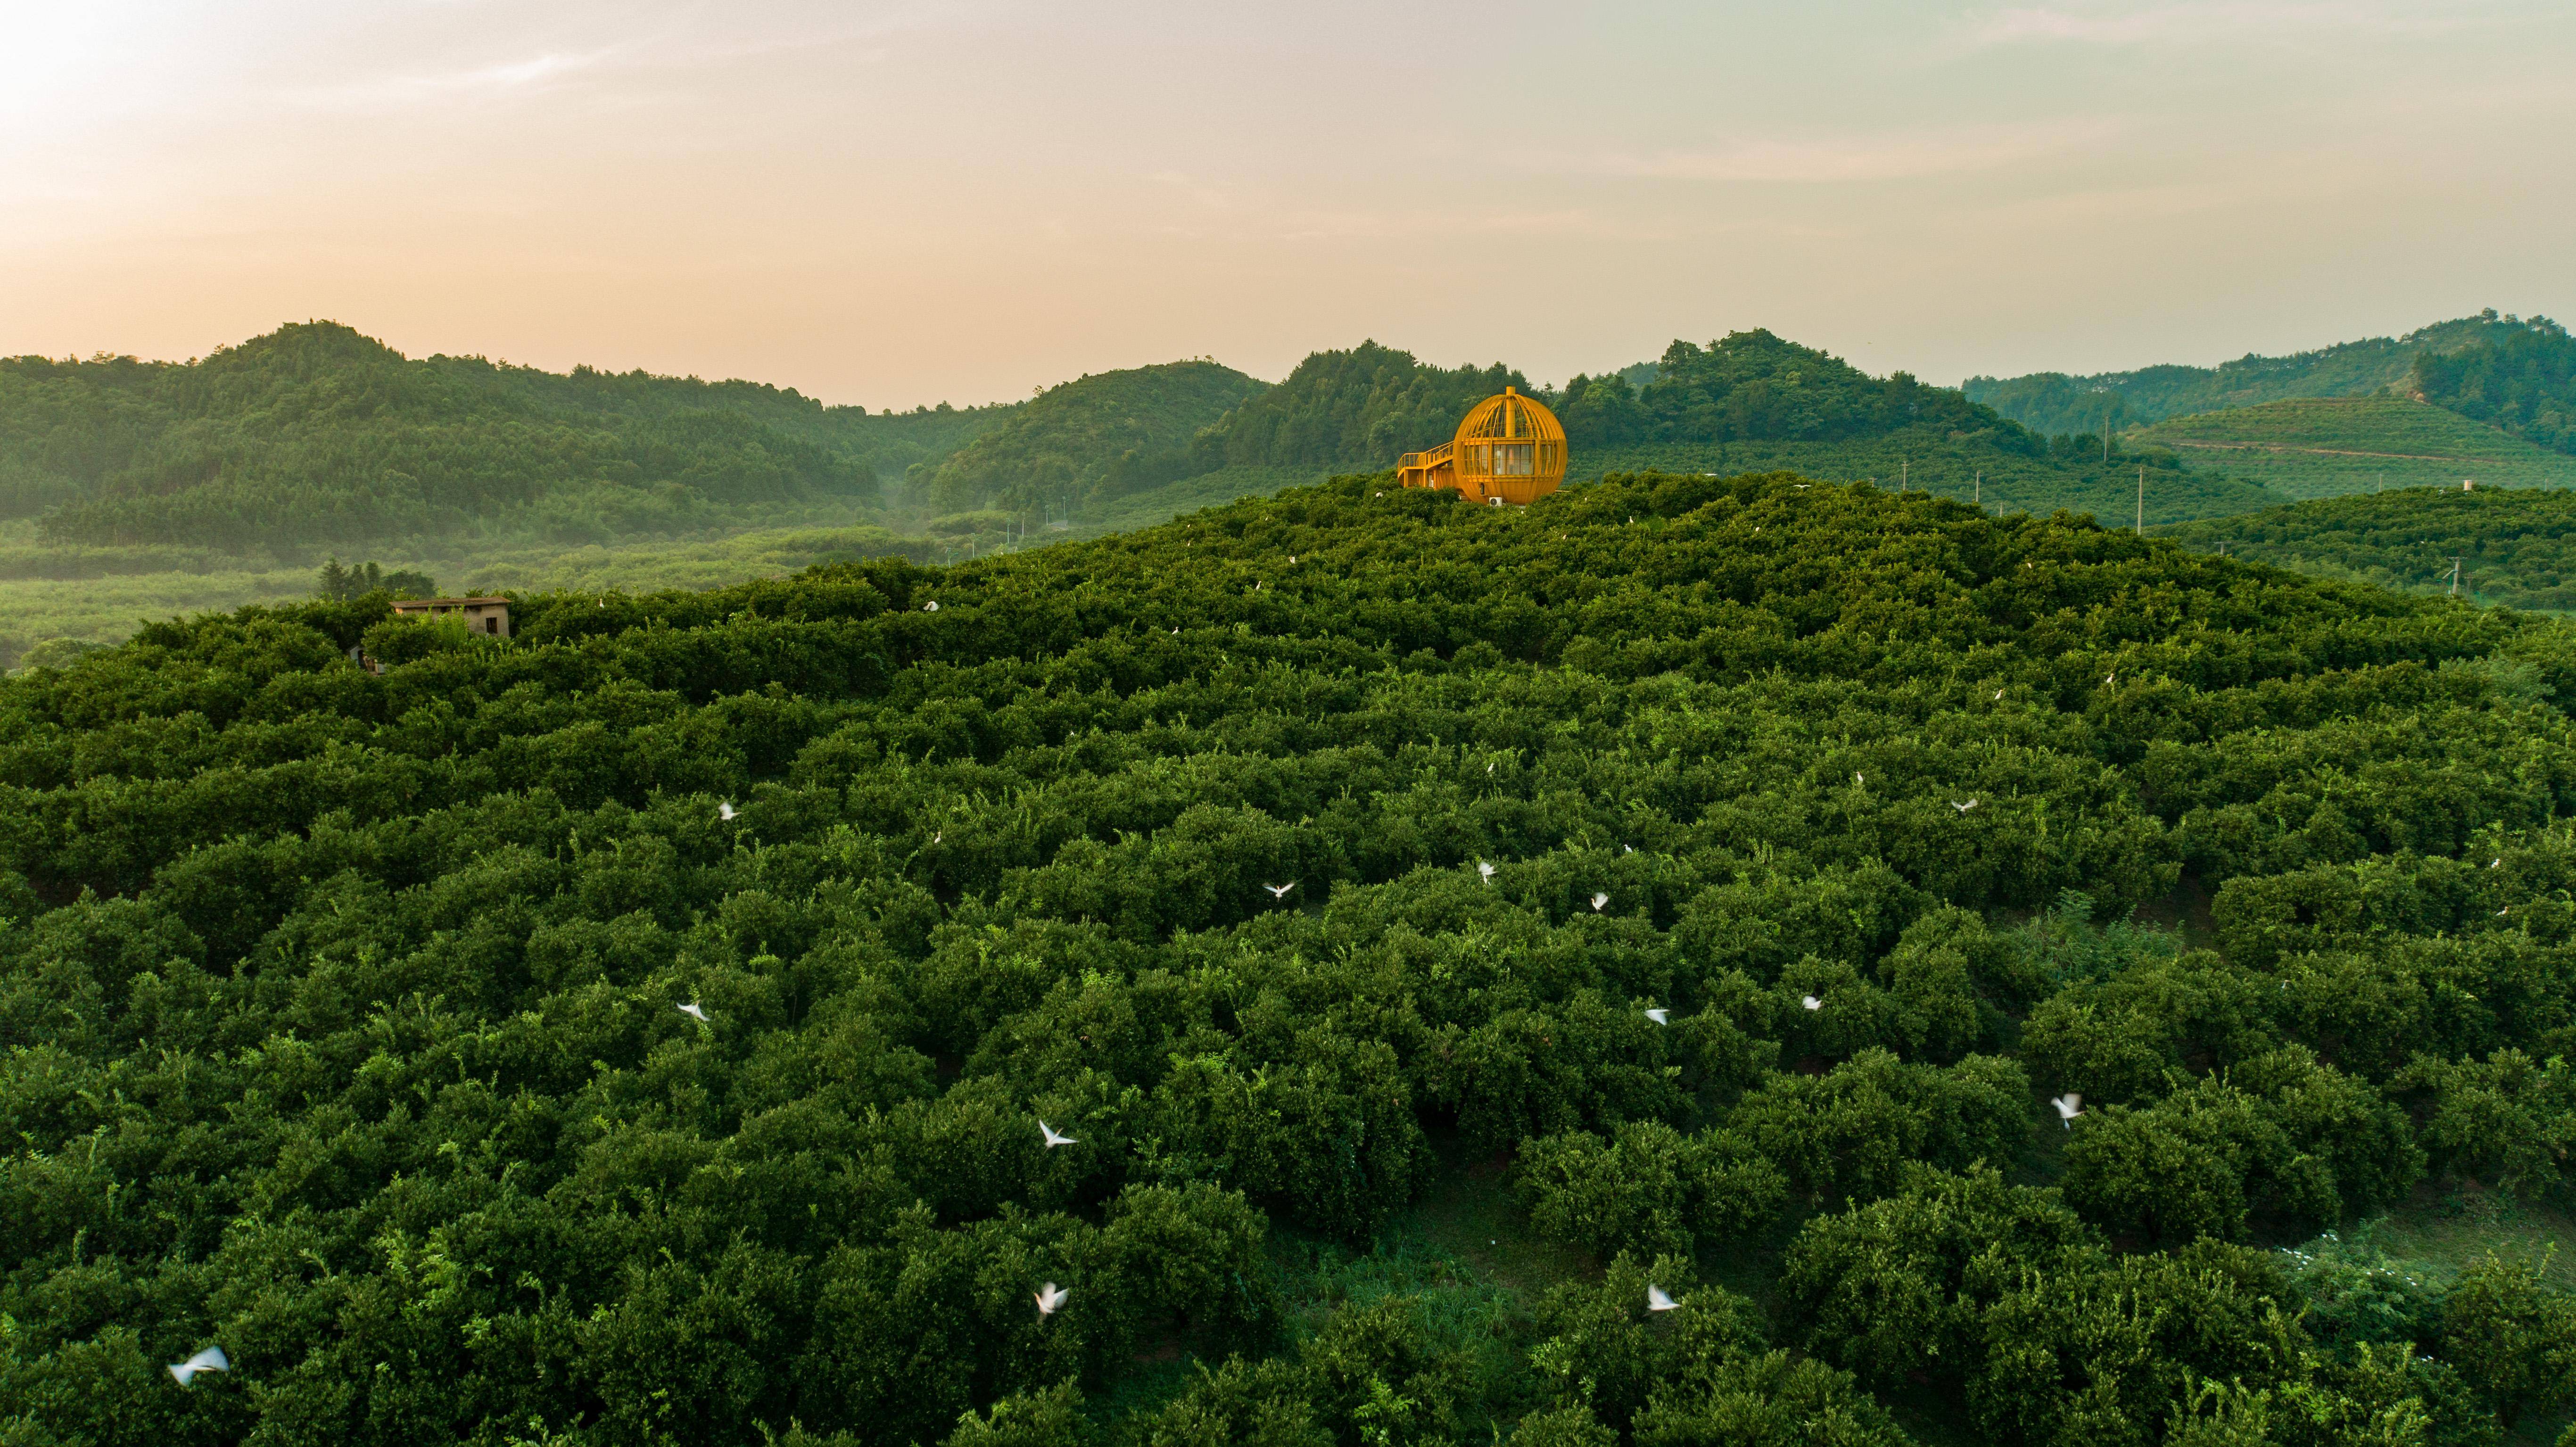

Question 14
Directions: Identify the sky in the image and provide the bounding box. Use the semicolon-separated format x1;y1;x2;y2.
4;0;2572;408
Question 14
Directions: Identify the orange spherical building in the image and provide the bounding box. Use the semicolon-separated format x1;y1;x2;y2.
1395;386;1568;506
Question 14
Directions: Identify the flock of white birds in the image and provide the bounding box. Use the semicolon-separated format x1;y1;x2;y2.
160;813;2103;1389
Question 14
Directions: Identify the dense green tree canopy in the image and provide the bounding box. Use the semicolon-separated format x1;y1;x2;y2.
1;470;2572;1445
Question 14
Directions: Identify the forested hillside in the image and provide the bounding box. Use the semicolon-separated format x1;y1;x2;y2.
1189;342;1527;469
926;361;1267;515
2414;317;2576;456
4;469;2574;1447
1966;312;2525;435
2133;397;2576;499
2163;485;2576;611
0;322;1010;551
1555;330;1998;448
1552;331;2277;523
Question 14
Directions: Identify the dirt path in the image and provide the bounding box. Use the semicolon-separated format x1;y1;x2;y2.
2162;439;2486;463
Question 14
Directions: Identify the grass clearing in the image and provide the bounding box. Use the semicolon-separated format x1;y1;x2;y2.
2361;1186;2576;1290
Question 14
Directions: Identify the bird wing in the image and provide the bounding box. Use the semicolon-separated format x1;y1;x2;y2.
1646;1286;1677;1310
1644;1009;1668;1024
1801;995;1822;1010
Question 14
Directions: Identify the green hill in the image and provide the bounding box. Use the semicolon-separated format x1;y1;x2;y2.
924;360;1267;515
2161;485;2576;610
2412;315;2576;455
1190;340;1529;468
2132;396;2576;498
1965;311;2526;434
0;321;1011;551
1553;329;2005;449
5;472;2574;1444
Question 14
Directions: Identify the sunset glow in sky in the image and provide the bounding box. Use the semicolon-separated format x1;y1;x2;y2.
6;0;2573;406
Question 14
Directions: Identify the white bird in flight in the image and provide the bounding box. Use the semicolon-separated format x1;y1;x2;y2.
1035;1283;1069;1317
1263;881;1296;899
924;600;940;612
1478;861;1495;882
1039;1121;1077;1148
168;1346;229;1387
2492;858;2502;869
2050;1093;2083;1127
1952;798;1979;814
1623;845;1635;855
718;802;736;822
677;1002;709;1024
1591;892;1609;912
1853;771;1864;786
1646;1285;1679;1311
1993;690;2004;700
1644;1008;1669;1025
1800;995;1823;1011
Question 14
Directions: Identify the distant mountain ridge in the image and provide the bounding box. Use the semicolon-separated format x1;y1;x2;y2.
1964;311;2532;436
0;322;1012;551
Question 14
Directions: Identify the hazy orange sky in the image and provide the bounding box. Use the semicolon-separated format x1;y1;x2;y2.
6;1;2573;407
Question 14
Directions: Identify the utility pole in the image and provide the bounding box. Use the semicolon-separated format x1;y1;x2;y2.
2451;557;2463;597
1974;471;1982;506
2103;408;2114;464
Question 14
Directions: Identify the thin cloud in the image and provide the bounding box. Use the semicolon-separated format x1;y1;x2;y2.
1570;122;2121;184
1972;1;2478;47
297;49;614;110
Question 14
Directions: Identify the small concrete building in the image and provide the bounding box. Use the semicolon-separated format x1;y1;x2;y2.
390;597;511;636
